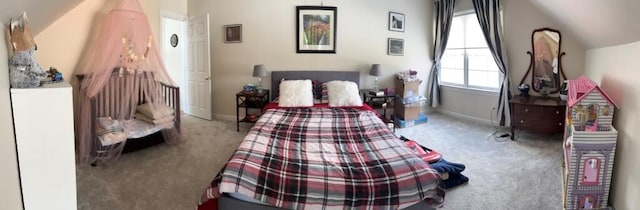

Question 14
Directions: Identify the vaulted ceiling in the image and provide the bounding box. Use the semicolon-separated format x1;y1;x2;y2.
527;0;640;49
1;0;639;49
0;0;83;35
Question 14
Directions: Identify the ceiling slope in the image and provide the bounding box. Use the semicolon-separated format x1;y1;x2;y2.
529;0;640;49
0;0;84;36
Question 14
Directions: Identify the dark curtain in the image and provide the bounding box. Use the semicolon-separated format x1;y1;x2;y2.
426;0;455;108
473;0;511;126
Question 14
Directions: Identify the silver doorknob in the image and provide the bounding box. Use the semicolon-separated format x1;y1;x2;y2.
205;76;211;80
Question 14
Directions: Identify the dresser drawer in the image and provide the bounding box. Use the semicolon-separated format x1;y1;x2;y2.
510;96;566;136
542;106;564;117
512;115;537;130
512;104;543;116
513;116;564;134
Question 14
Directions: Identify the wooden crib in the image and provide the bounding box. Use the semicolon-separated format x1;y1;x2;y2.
77;70;180;155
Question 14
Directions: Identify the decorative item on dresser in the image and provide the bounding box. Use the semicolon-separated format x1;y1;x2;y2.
236;89;269;132
509;95;566;140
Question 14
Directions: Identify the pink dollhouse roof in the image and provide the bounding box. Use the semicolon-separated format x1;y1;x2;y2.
567;75;618;107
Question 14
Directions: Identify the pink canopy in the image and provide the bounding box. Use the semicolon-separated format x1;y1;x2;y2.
75;0;180;165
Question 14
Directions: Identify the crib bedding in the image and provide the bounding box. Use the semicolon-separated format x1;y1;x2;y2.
98;118;173;146
199;105;444;209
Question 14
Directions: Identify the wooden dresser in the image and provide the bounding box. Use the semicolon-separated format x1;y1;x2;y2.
509;95;566;140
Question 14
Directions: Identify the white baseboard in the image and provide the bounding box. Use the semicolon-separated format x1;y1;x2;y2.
436;109;494;125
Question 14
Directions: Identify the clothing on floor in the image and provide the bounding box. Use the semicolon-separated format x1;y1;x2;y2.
429;159;469;189
400;135;469;189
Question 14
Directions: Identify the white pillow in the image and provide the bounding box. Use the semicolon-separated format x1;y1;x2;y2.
326;81;363;107
278;79;314;107
137;103;174;119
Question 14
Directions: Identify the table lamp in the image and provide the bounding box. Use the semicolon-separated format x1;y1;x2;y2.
369;64;381;91
253;64;267;92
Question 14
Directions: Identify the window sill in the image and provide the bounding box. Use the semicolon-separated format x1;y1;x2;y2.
440;84;499;96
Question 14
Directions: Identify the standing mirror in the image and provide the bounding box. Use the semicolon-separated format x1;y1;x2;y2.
522;28;566;95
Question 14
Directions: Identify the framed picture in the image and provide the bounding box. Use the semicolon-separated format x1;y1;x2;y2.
389;12;405;32
296;6;337;53
224;24;242;43
388;38;404;56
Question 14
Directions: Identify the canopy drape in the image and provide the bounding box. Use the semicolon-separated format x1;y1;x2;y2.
74;0;180;165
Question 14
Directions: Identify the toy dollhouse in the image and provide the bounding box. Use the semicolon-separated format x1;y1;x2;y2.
562;76;618;209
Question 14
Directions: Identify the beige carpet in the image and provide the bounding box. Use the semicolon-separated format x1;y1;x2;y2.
76;112;562;210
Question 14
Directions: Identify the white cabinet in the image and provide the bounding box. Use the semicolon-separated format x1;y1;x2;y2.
11;82;76;210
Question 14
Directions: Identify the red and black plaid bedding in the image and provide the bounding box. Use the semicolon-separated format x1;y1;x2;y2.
199;106;444;209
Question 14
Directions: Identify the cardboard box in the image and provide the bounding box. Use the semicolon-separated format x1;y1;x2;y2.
394;78;421;98
395;113;428;128
394;102;420;120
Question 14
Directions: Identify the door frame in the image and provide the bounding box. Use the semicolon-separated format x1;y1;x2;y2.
160;10;187;113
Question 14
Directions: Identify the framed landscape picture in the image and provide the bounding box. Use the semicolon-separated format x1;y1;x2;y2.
389;12;405;32
296;6;337;53
388;38;404;56
224;24;242;43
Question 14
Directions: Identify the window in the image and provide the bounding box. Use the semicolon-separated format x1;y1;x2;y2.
440;13;500;90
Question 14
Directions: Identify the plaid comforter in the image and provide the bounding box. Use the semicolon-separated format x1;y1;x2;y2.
199;107;444;209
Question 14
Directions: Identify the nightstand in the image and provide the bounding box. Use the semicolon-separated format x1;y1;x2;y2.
361;89;395;131
236;90;270;132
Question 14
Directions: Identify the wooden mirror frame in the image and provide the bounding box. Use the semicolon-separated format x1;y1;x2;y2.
519;28;567;95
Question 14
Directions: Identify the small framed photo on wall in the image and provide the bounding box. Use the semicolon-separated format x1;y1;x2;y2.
224;24;242;43
388;38;404;56
389;12;405;32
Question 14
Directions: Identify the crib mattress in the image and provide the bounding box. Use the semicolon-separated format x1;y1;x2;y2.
125;119;173;138
99;119;173;146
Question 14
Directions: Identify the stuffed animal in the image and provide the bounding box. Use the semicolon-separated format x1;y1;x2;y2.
8;12;46;88
8;48;46;88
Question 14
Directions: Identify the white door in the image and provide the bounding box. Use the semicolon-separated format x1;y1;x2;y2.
186;14;212;120
161;15;186;113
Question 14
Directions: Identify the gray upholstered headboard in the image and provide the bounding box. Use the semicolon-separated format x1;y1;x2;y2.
271;71;360;100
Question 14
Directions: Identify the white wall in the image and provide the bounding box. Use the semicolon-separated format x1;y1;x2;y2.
438;0;586;123
188;0;433;118
34;0;188;81
0;22;24;210
2;2;185;207
585;41;640;210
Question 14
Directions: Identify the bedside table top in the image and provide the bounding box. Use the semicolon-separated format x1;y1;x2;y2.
360;89;395;97
237;89;269;96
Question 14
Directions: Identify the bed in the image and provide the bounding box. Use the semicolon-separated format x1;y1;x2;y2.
197;71;443;210
77;69;180;162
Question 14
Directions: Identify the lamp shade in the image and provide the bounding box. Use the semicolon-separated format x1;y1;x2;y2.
253;64;267;77
369;64;381;76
